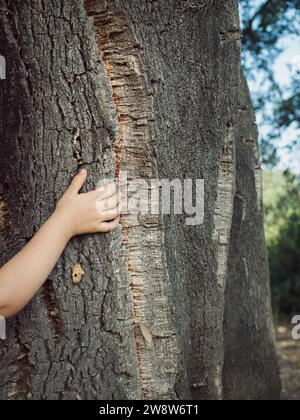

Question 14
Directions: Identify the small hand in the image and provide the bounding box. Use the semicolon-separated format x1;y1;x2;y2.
55;169;121;238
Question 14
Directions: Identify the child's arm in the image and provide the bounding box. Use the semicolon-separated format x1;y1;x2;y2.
0;169;120;318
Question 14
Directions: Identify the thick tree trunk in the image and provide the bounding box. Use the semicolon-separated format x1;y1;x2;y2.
0;0;280;400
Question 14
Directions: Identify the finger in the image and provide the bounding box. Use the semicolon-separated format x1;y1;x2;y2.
99;206;121;222
97;182;117;199
96;193;120;212
87;183;117;201
67;169;87;196
99;216;120;233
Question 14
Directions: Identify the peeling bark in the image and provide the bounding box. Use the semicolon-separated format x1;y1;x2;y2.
85;0;180;399
0;0;280;400
210;122;236;398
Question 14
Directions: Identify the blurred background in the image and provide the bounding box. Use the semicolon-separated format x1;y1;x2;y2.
239;0;300;399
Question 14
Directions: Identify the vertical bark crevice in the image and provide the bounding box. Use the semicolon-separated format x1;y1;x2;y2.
42;281;64;338
13;328;33;400
213;123;236;289
211;122;236;398
84;0;180;399
0;184;11;243
253;141;263;212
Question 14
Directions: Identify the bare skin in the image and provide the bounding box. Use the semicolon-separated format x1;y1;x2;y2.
0;169;120;318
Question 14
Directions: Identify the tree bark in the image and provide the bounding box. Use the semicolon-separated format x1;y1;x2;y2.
0;0;280;400
222;70;281;400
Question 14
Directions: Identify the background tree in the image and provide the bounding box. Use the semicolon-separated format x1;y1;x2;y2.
0;0;280;400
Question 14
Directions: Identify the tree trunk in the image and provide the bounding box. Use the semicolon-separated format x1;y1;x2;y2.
222;70;281;400
0;0;280;400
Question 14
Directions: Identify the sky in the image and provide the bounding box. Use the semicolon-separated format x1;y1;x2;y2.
240;1;300;175
272;37;300;174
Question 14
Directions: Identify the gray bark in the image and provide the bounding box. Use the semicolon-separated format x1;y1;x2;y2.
222;71;281;400
0;0;280;400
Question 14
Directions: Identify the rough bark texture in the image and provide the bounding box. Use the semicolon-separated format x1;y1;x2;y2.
0;0;280;400
222;71;281;400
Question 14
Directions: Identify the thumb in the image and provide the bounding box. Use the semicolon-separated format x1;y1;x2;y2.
67;169;87;195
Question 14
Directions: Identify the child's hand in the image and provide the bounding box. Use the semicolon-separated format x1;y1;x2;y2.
0;169;121;318
54;169;121;238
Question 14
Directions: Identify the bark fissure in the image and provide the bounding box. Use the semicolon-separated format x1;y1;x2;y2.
43;281;64;338
12;327;33;400
211;122;236;399
0;186;11;242
85;0;179;399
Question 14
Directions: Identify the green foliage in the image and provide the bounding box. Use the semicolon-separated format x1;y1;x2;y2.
263;171;300;314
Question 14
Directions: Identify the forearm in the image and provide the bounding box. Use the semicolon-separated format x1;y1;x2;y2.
0;169;120;318
0;211;71;318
